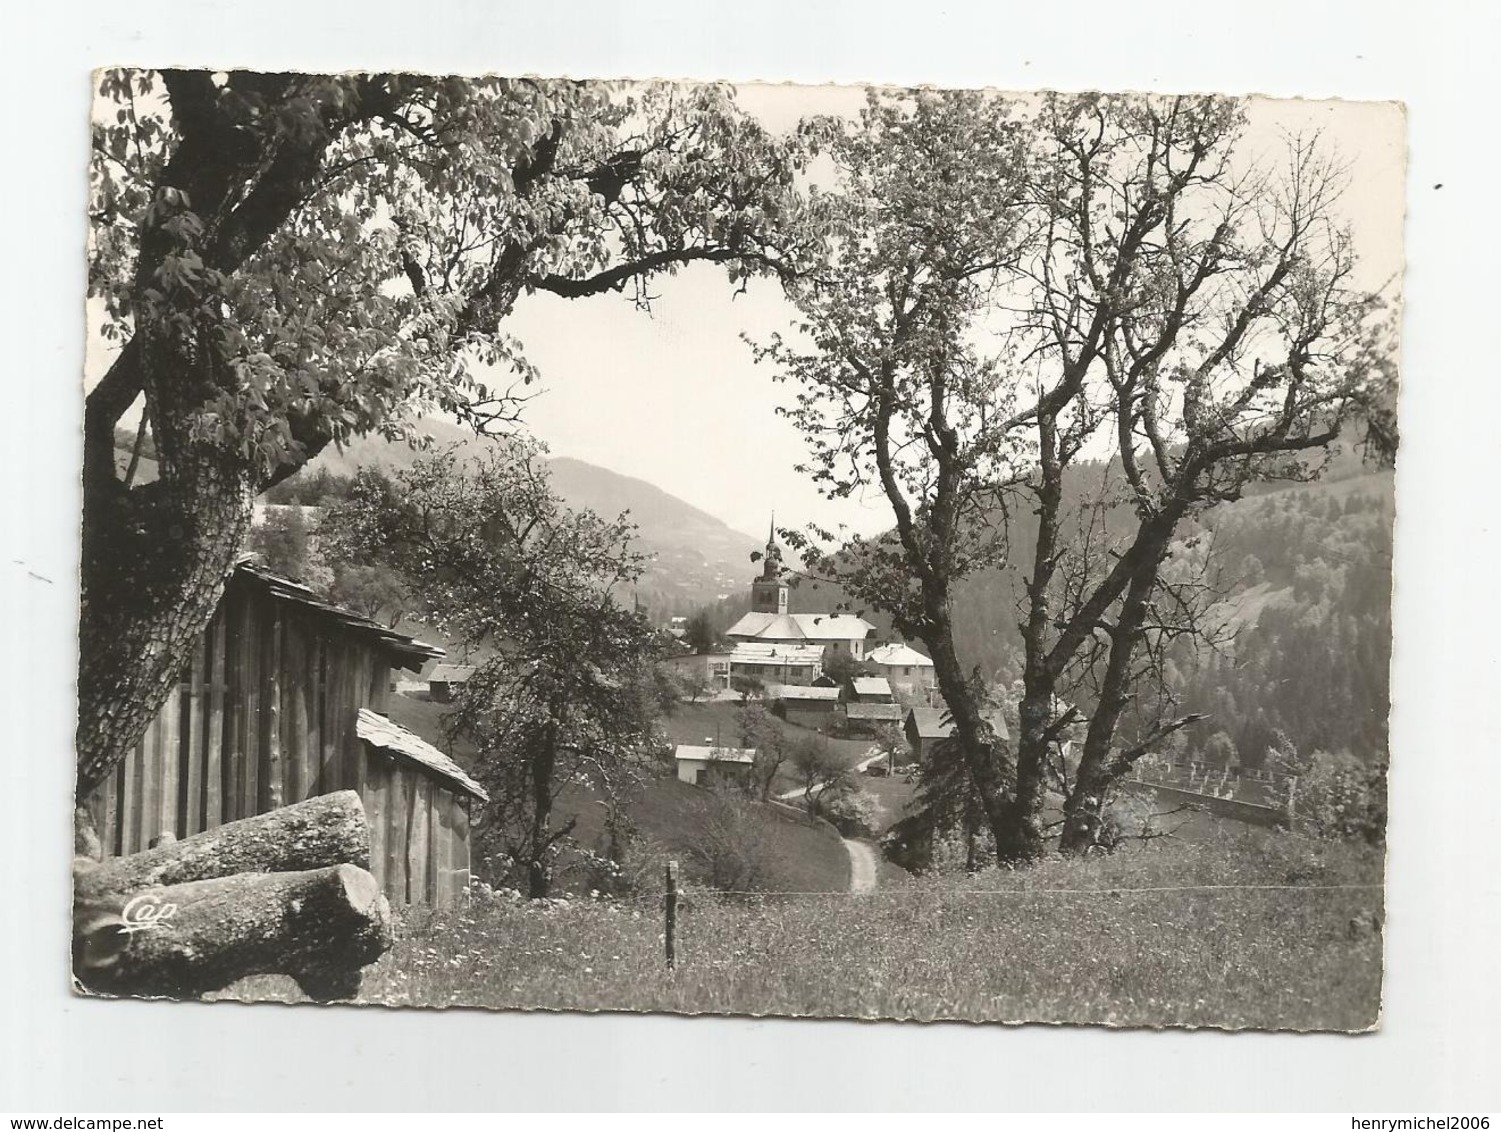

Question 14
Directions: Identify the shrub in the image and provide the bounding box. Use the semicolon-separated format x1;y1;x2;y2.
819;787;881;838
1290;751;1387;844
679;791;773;892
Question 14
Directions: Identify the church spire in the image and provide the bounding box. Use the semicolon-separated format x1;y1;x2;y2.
751;511;789;614
761;512;781;581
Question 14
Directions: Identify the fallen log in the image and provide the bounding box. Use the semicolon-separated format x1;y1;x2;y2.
75;863;393;1001
76;790;370;901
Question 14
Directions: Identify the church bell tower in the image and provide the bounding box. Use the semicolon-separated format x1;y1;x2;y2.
750;514;789;615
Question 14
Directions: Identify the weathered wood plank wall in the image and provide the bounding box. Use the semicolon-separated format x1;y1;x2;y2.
85;573;475;906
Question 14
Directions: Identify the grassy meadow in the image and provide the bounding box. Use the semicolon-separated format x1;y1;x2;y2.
225;824;1383;1031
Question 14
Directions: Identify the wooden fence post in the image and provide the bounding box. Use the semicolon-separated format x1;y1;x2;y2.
665;860;678;971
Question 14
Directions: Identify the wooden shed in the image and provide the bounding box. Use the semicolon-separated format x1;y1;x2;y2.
904;706;1011;762
355;710;488;906
81;561;490;906
771;683;842;729
427;663;476;704
843;701;904;736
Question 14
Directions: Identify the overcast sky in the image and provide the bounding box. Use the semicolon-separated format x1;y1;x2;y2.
503;86;1407;539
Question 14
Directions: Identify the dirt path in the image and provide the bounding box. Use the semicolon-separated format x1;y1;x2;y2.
843;839;878;894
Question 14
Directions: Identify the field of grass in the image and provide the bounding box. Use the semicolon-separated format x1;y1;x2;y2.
225;825;1383;1031
560;776;851;894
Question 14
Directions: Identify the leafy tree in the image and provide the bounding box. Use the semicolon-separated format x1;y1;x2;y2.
680;788;772;892
325;562;409;628
683;609;724;655
246;505;314;581
674;668;713;705
871;721;909;775
731;674;766;702
328;440;663;898
818;786;881;838
737;699;789;801
788;734;850;817
80;69;821;796
821;649;873;693
756;89;1030;861
759;89;1395;862
261;466;356;506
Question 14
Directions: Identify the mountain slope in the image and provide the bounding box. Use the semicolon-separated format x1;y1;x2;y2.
304;418;763;613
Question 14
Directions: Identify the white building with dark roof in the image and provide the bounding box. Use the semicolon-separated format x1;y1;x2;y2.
867;641;937;697
728;641;825;686
674;744;757;787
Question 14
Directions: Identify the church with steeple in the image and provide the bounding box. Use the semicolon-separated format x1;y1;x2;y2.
726;516;876;667
750;516;790;616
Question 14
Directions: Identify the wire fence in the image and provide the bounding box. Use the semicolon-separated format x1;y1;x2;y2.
501;879;1384;906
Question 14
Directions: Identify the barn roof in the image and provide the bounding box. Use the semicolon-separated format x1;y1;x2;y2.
846;702;904;721
770;684;842;702
234;559;443;672
906;706;1011;742
673;744;756;765
356;709;489;801
852;676;893;697
429;664;476;683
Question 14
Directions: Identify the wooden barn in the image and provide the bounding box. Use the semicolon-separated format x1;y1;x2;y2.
843;701;904;737
82;561;488;907
904;706;1011;762
770;683;842;729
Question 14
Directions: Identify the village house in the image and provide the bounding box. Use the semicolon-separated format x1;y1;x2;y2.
850;675;895;703
728;641;825;686
725;519;876;660
904;705;1011;763
82;560;486;907
770;683;842;728
868;641;938;699
674;744;757;787
661;648;733;690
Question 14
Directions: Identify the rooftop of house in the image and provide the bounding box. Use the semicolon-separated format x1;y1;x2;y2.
769;684;842;702
868;642;936;669
726;611;877;643
356;709;489;800
729;641;827;665
852;676;894;697
235;558;443;672
673;744;757;765
846;702;905;720
906;706;1011;742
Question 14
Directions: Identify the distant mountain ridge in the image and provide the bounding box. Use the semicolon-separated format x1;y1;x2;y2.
304;417;764;615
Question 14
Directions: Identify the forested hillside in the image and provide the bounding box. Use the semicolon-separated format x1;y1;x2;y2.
746;448;1394;770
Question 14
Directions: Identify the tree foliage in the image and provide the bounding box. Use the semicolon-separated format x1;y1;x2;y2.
757;89;1396;863
326;441;665;897
81;69;822;791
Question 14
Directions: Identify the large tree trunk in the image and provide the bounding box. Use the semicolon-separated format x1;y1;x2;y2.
1059;536;1173;854
917;605;1017;866
78;393;258;798
77;73;401;796
73;791;389;1000
75;790;372;897
75;863;392;1001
